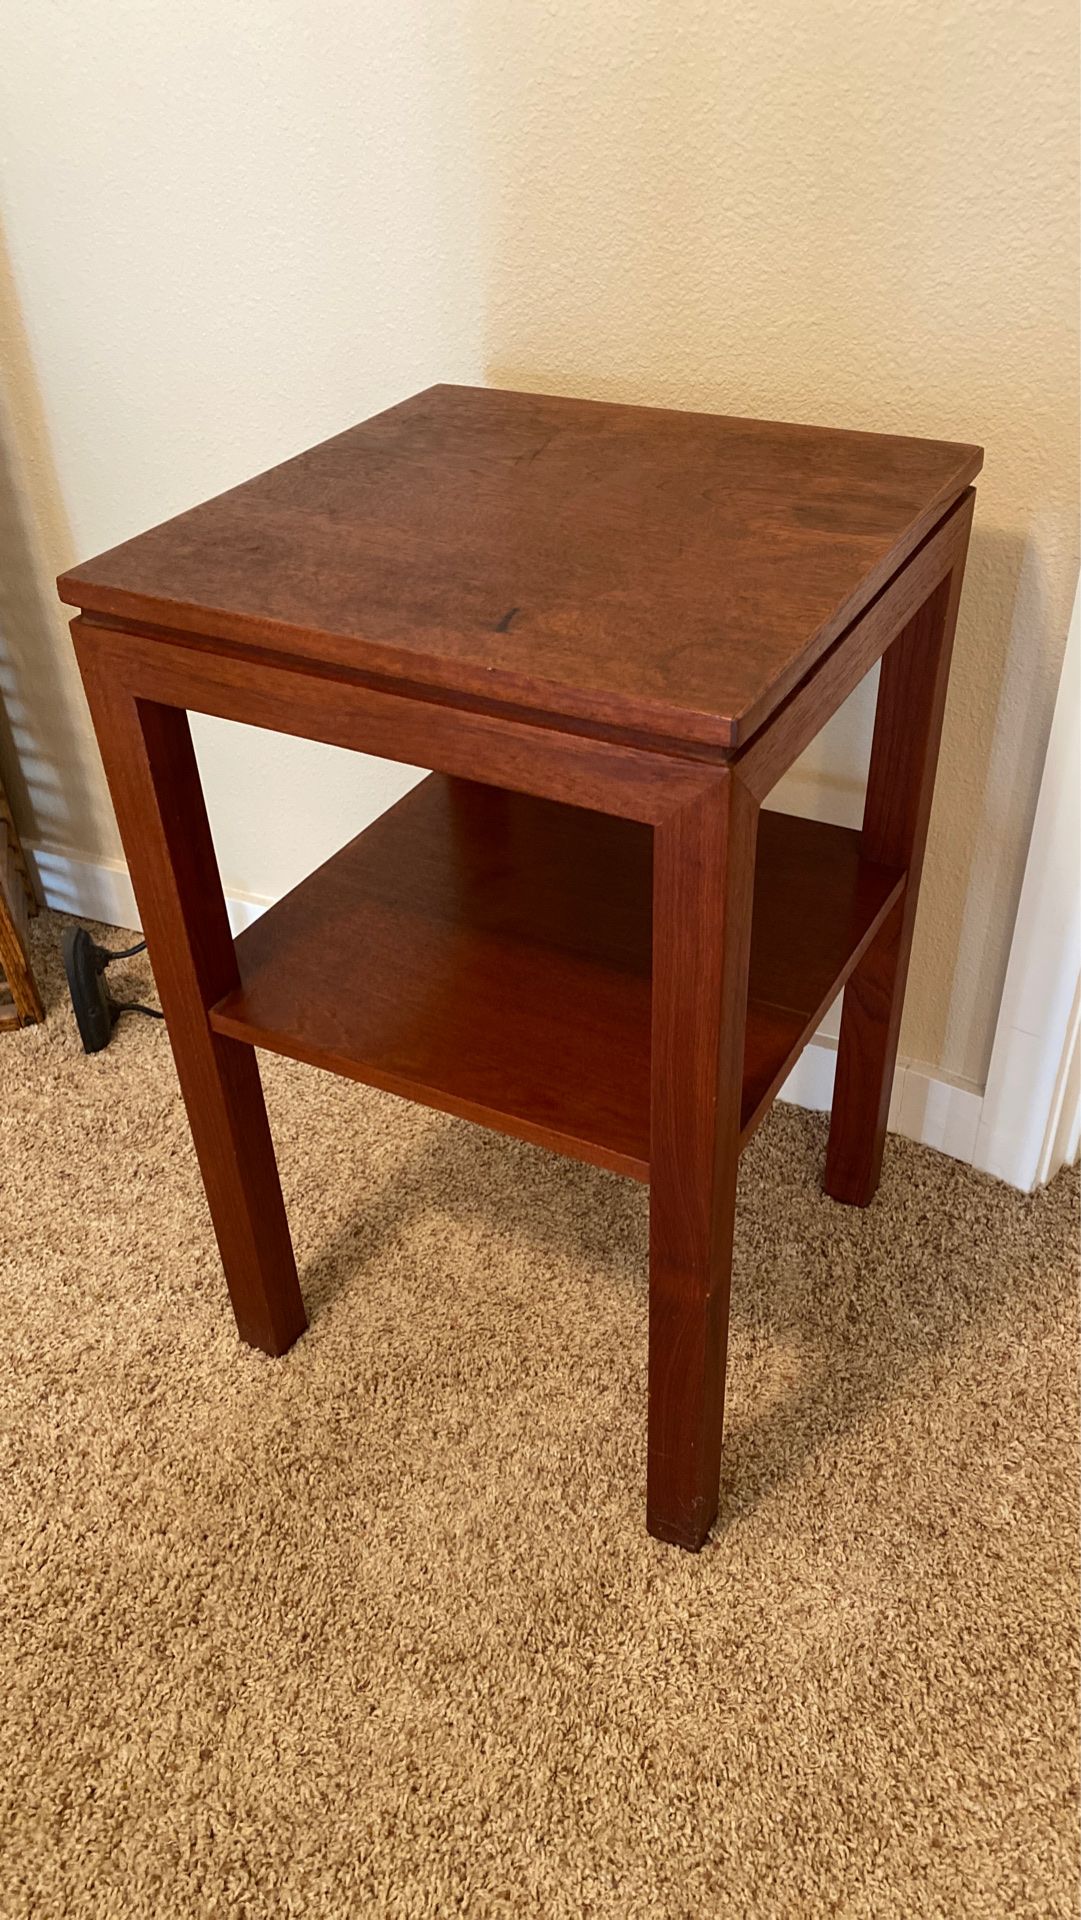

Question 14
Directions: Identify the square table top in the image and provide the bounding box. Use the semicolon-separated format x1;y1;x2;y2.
58;384;981;752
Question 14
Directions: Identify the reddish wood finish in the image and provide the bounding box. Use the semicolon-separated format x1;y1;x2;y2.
825;538;973;1206
648;773;758;1546
739;811;907;1142
74;668;306;1355
68;617;717;827
0;803;43;1031
58;386;981;753
208;776;904;1182
734;491;975;800
59;385;981;1549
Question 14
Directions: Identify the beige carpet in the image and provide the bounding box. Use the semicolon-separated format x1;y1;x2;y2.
2;913;1077;1918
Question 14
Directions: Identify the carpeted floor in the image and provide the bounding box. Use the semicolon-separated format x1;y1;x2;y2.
2;912;1078;1918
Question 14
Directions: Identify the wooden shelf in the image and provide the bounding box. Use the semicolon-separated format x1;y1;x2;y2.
210;776;904;1180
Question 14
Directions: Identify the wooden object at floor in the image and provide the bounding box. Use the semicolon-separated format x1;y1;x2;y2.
0;776;43;1031
57;385;981;1548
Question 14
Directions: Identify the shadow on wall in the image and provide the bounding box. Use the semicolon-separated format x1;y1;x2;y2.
0;220;118;879
463;0;1074;1087
473;407;1041;1079
466;22;1075;1090
918;517;1050;1077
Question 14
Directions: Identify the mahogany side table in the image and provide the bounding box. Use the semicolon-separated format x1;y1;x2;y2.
58;387;981;1549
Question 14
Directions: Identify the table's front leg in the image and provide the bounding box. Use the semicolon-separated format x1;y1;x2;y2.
648;770;758;1549
76;654;307;1356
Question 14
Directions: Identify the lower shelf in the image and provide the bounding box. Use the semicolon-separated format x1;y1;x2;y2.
210;775;904;1180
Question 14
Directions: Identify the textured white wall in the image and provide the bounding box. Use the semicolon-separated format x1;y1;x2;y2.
1;0;1078;1085
0;1;484;898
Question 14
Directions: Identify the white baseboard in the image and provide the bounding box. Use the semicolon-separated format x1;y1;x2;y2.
892;1059;984;1164
30;842;269;938
29;839;987;1175
774;1034;983;1167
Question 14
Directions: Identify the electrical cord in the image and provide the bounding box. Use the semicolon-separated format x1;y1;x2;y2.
101;941;164;1020
99;939;150;963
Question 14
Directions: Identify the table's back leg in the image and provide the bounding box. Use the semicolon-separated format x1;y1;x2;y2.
825;549;970;1207
648;771;758;1548
75;650;307;1355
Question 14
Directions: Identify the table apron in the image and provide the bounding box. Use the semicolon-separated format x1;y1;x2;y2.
71;618;729;827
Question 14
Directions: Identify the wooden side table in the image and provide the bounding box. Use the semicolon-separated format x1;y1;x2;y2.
58;387;980;1549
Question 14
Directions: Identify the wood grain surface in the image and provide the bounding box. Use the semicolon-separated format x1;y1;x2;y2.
61;387;978;1544
75;668;307;1356
58;385;981;750
209;776;903;1184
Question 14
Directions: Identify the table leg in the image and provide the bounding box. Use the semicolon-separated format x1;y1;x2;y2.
825;555;969;1206
648;772;758;1548
75;657;307;1355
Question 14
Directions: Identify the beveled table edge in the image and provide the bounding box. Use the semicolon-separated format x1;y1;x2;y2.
57;461;982;755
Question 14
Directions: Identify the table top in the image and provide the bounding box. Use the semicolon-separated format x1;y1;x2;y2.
58;384;981;751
